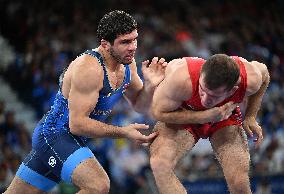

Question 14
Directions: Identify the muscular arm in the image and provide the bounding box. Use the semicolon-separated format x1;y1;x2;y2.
68;56;127;138
244;60;270;119
241;59;270;146
152;59;224;124
124;61;156;114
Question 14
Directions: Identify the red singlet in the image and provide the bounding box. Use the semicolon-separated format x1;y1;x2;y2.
182;56;247;141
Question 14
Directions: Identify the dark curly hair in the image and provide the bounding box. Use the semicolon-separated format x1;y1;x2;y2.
201;54;240;91
97;10;137;44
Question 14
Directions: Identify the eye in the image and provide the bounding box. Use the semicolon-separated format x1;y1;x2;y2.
121;40;129;44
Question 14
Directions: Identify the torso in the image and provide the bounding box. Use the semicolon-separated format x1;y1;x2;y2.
32;50;131;145
61;51;126;99
105;64;126;91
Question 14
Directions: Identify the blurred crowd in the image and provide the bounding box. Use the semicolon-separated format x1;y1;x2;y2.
0;0;284;193
0;100;31;193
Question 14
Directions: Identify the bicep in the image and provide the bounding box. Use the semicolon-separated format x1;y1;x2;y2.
68;59;103;121
246;61;269;96
153;60;191;112
68;83;100;119
152;80;182;113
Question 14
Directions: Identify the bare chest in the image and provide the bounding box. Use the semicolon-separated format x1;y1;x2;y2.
106;66;125;90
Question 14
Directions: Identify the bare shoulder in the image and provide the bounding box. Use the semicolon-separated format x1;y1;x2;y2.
71;54;104;93
165;58;186;76
242;59;269;96
164;58;192;101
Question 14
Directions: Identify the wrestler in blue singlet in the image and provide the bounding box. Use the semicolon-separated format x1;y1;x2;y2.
15;50;131;191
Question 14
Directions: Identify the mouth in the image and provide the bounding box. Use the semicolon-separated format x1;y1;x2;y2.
125;54;135;61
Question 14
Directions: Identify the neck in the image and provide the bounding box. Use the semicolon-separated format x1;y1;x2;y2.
98;46;120;72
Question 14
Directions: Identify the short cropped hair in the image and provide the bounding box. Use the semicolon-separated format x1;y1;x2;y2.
201;54;240;91
97;10;137;44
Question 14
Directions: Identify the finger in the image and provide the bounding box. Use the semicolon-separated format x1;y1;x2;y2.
223;113;232;120
141;143;150;147
162;62;168;67
229;104;238;112
157;62;167;74
158;58;165;64
144;132;158;143
141;60;149;71
142;60;150;67
156;59;165;72
243;125;253;137
255;127;263;146
224;101;236;111
149;57;159;70
151;57;158;65
133;123;149;130
221;102;233;112
224;107;237;119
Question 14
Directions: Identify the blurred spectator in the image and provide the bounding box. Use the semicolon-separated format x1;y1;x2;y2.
255;179;272;194
0;162;9;193
0;100;5;124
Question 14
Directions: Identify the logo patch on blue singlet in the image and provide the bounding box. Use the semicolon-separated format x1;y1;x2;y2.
48;156;56;167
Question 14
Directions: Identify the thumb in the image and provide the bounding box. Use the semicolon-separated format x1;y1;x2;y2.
142;60;149;70
132;123;149;130
144;132;158;143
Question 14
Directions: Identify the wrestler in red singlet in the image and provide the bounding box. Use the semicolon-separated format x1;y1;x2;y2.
182;56;247;140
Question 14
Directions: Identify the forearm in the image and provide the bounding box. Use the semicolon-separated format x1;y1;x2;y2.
70;117;126;138
153;108;211;124
132;83;156;114
245;74;270;119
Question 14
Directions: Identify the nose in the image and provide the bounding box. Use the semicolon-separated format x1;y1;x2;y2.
129;40;137;51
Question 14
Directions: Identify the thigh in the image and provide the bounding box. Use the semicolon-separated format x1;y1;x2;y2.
150;122;196;166
210;125;250;174
4;176;46;194
72;157;109;189
14;149;59;193
41;132;95;184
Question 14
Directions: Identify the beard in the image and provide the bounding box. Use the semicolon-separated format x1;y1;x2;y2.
110;47;133;64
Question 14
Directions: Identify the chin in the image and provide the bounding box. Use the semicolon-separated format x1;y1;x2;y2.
124;59;133;64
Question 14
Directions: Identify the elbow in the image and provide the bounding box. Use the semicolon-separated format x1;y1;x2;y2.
151;108;165;121
133;105;146;114
265;71;270;84
69;117;83;135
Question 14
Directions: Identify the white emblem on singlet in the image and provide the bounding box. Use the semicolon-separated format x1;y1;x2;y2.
48;156;56;167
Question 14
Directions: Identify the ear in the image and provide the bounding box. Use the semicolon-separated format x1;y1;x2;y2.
229;85;239;95
101;39;111;51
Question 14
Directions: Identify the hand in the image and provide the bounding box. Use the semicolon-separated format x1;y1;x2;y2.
123;123;158;144
204;101;238;123
142;57;167;87
243;116;263;148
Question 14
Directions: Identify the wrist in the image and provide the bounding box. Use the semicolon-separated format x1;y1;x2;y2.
244;115;256;120
144;81;156;93
120;126;129;138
